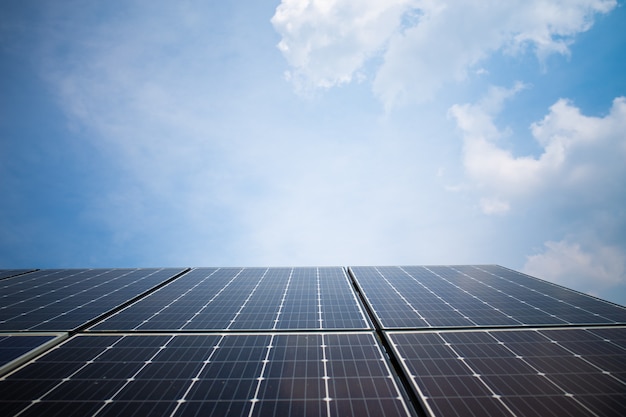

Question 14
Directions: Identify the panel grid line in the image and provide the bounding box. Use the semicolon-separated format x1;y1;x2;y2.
471;265;622;323
168;334;227;417
422;266;527;327
1;270;88;300
38;270;159;330
432;332;518;417
273;268;293;330
248;334;275;417
317;268;323;330
92;335;177;417
376;267;432;327
1;270;126;321
12;335;127;416
88;267;369;332
534;329;626;386
225;268;269;330
480;331;601;416
398;266;480;327
321;333;331;416
388;326;626;417
181;268;244;331
447;266;572;325
0;269;184;332
135;268;221;330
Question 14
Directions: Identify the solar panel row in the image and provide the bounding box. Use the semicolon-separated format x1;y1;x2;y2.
350;266;626;329
0;333;412;417
1;265;625;417
92;267;370;331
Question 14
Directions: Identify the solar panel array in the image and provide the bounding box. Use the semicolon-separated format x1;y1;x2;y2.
1;265;625;416
92;267;370;331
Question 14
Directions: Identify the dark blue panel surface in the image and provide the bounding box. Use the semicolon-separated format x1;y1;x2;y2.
389;327;626;417
0;335;56;370
0;268;185;331
0;333;412;417
351;265;626;329
466;265;626;323
92;267;370;331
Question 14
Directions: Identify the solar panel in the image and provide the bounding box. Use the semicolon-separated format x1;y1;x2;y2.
465;265;626;322
0;332;413;417
387;327;626;417
0;268;185;331
91;267;370;331
350;266;626;329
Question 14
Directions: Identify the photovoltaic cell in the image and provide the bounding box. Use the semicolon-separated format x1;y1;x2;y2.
0;333;413;417
0;268;185;331
388;327;626;417
350;266;626;329
91;267;370;331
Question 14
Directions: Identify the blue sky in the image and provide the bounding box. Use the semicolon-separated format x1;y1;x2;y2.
1;0;625;305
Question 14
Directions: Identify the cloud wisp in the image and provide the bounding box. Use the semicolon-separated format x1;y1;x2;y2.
524;238;625;298
272;0;616;108
271;0;414;92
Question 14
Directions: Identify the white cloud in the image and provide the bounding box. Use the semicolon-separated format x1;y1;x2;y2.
272;0;616;107
523;238;626;297
375;0;617;107
450;88;626;213
271;0;416;92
